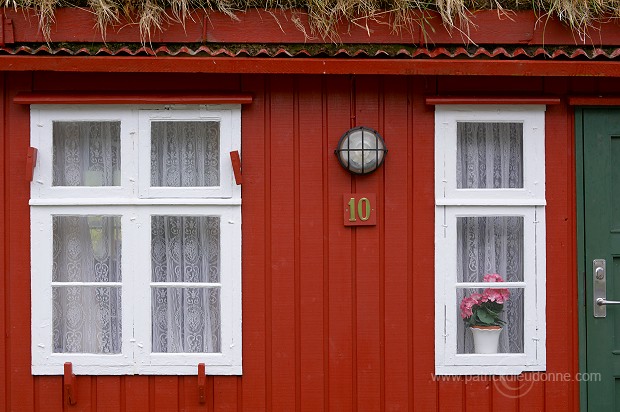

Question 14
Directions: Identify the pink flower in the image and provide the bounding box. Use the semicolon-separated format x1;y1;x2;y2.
483;288;510;304
469;293;483;302
483;273;504;283
459;296;478;319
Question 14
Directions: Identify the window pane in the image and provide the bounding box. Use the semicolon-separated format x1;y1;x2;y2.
457;216;523;283
457;122;523;189
151;216;220;283
151;287;221;353
456;288;524;354
151;121;220;187
53;216;122;282
53;121;121;186
52;286;122;353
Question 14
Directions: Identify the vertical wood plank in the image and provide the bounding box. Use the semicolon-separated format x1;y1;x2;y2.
34;376;63;412
213;377;238;412
0;71;7;412
6;72;34;412
411;76;438;411
465;377;491;411
353;75;382;412
327;75;354;411
543;81;576;411
518;377;545;412
153;376;178;411
240;74;267;412
96;376;121;410
297;75;326;412
124;376;151;412
382;76;411;412
68;376;93;412
491;376;519;412
437;379;464;411
268;74;297;412
180;376;199;412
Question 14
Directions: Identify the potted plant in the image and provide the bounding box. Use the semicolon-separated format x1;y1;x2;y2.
459;273;510;354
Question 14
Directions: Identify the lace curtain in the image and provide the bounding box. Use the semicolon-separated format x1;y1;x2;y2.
455;122;525;354
52;215;122;353
456;122;523;189
151;216;221;353
53;122;120;187
151;121;220;187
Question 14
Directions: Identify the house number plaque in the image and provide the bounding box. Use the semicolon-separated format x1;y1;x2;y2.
343;193;376;226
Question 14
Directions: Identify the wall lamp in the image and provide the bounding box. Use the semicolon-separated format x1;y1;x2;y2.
335;126;387;175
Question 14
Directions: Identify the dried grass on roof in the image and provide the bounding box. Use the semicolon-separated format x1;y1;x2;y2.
4;0;620;42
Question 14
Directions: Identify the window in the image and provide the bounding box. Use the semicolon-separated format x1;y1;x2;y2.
434;105;546;375
31;105;242;375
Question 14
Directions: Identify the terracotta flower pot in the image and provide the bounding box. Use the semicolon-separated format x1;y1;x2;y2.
470;325;502;354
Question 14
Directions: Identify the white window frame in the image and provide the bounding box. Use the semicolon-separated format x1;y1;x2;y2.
434;105;546;375
138;108;237;199
30;105;242;375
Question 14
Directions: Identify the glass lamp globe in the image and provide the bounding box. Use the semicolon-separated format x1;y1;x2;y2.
335;126;387;174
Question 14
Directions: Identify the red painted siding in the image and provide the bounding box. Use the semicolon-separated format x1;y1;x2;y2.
1;73;580;411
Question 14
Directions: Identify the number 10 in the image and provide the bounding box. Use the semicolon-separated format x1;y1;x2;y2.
348;197;371;222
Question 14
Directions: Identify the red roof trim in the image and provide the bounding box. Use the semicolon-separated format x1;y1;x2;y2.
426;97;561;105
568;97;620;106
4;56;620;77
13;92;254;105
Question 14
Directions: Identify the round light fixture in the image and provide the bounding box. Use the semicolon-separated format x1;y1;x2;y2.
334;126;387;175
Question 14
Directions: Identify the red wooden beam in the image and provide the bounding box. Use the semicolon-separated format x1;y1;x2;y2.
425;97;562;105
14;91;253;105
5;8;620;46
3;56;620;77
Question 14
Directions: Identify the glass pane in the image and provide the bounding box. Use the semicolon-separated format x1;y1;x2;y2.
456;288;524;354
53;216;122;282
150;121;220;187
456;122;523;189
52;286;122;353
151;216;220;283
151;287;221;353
53;121;121;186
457;216;523;283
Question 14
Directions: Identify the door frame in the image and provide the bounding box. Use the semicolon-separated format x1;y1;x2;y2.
575;107;587;412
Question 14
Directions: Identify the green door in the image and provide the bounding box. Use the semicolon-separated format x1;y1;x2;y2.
580;108;620;410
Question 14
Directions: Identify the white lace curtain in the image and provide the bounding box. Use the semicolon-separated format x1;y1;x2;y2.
150;121;220;187
455;122;525;354
52;121;222;355
456;122;523;189
53;121;120;187
151;216;221;353
52;215;122;353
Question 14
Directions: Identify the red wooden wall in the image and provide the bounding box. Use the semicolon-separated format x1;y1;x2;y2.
0;72;582;411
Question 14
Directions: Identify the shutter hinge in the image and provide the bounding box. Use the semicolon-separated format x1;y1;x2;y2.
27;147;37;182
230;151;242;185
64;362;77;406
198;363;207;404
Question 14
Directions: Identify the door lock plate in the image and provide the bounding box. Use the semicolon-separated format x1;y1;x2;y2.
594;259;607;318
